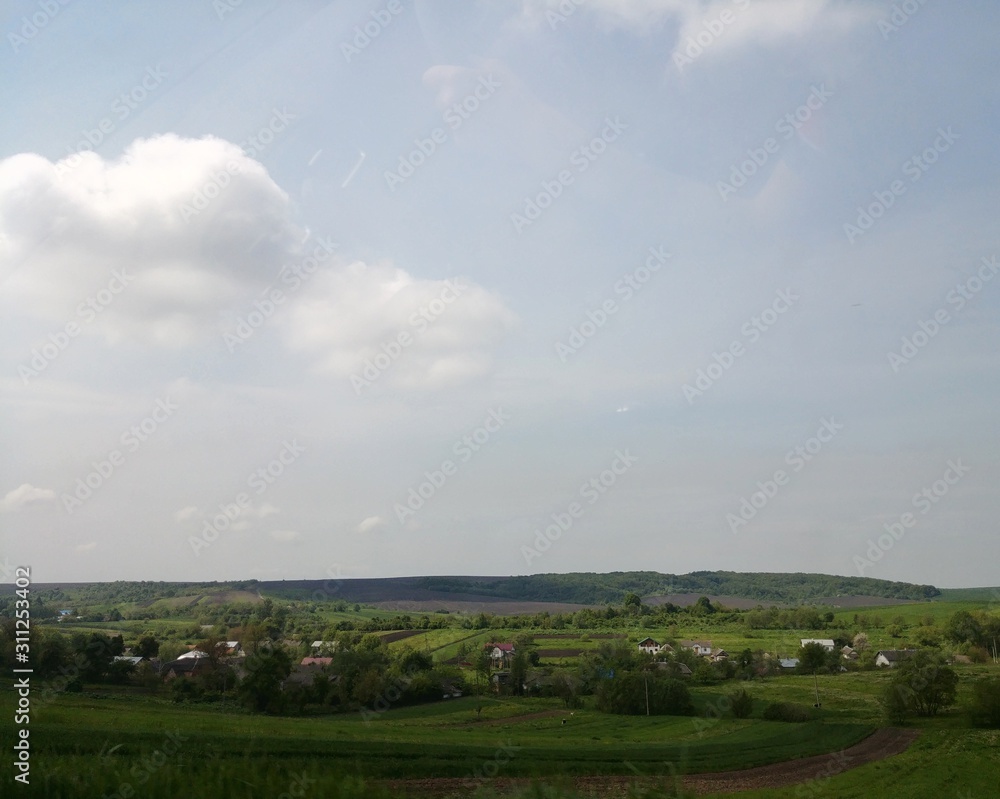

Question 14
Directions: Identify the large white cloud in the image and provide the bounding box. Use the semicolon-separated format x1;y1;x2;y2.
0;134;303;347
0;135;515;384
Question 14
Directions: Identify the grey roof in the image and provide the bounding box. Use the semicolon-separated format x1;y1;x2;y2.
876;649;918;662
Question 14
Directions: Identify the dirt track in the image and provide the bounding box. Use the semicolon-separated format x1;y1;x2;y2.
680;727;920;794
383;727;920;797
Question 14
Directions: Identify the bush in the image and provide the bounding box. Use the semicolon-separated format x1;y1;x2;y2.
729;688;754;719
880;681;911;724
969;677;1000;728
880;651;958;719
596;673;694;715
762;702;813;722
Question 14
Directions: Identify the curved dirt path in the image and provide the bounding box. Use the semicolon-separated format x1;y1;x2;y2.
680;726;920;794
383;727;920;797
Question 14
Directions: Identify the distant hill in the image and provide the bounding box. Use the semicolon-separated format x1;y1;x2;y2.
3;572;942;610
258;571;940;606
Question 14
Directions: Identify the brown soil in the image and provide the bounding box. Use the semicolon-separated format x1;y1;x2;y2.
681;726;920;794
378;630;423;643
381;727;920;797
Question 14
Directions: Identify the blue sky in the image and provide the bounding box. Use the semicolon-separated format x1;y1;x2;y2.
1;0;997;588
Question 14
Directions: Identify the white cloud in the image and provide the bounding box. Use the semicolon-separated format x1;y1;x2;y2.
282;263;515;389
0;135;515;388
252;503;281;518
356;515;385;534
173;501;279;533
75;542;98;552
522;0;875;56
0;134;303;347
0;483;55;513
671;0;875;61
173;505;200;523
269;529;301;542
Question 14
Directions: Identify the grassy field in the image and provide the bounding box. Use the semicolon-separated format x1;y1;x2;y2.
4;665;998;799
0;682;873;797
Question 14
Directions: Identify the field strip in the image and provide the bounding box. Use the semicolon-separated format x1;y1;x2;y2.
380;727;921;797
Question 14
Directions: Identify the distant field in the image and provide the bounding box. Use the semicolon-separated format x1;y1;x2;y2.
937;586;1000;602
831;599;992;627
370;599;594;614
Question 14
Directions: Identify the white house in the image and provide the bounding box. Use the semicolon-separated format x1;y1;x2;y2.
487;643;516;669
680;640;713;656
875;649;918;668
637;637;662;655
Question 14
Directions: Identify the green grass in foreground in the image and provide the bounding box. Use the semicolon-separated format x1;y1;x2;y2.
1;685;875;798
3;657;997;798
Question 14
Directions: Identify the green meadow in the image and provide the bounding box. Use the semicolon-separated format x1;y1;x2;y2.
3;661;998;799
